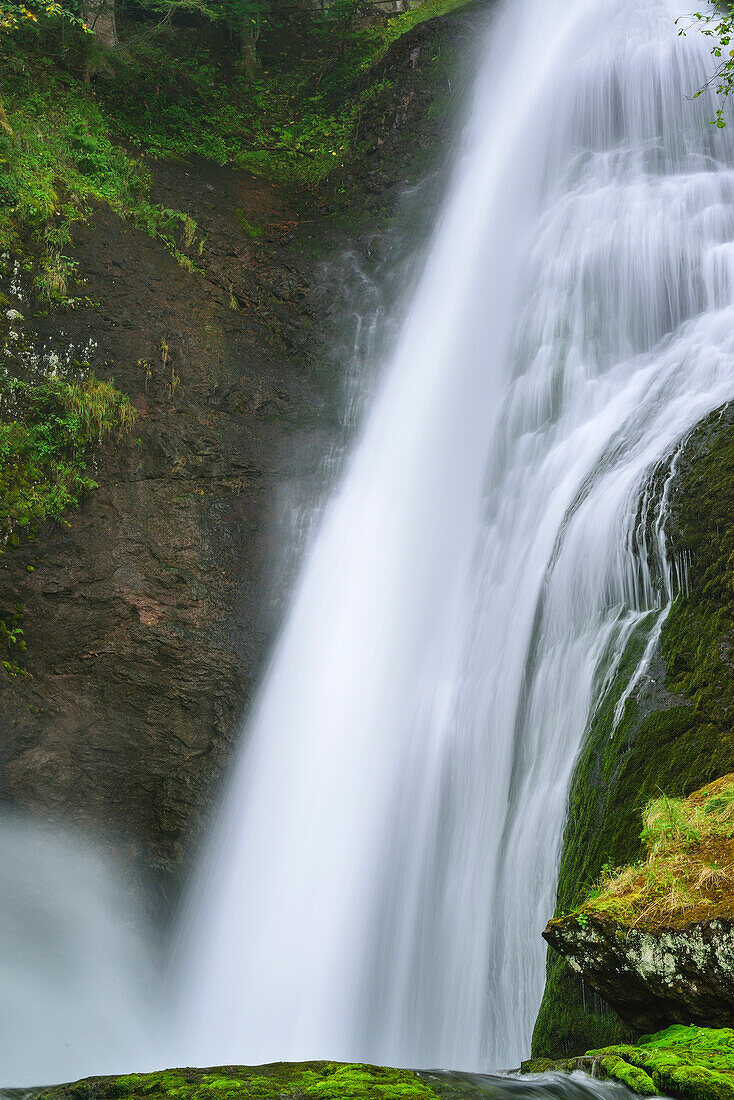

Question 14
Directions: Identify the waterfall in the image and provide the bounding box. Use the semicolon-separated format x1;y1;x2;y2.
176;0;734;1074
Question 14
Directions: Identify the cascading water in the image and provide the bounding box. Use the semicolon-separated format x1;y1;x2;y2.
175;0;734;1075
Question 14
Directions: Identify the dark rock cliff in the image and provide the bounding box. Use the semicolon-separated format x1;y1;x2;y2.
0;6;483;904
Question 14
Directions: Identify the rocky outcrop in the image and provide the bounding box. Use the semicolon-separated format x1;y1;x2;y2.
539;772;734;1047
0;164;333;900
544;915;734;1034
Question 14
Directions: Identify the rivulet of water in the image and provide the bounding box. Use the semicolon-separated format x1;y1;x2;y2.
172;0;734;1074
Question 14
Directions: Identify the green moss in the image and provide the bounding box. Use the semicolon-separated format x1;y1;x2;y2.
37;1063;441;1100
524;1027;734;1100
519;1058;565;1074
533;404;734;1056
0;374;135;544
586;1027;734;1100
0;369;134;676
235;212;265;239
0;62;205;287
597;1054;657;1094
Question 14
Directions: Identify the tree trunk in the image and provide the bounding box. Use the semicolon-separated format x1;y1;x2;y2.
241;20;259;78
84;0;118;50
0;99;13;136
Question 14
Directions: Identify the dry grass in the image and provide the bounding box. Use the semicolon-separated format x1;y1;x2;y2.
61;377;136;441
579;774;734;929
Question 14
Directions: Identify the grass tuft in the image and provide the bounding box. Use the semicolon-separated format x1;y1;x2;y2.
574;773;734;930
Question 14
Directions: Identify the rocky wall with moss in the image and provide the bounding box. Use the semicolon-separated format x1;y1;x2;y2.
0;0;485;903
532;403;734;1057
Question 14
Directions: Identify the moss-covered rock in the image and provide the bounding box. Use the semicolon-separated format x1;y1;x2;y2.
35;1063;441;1100
541;775;734;1032
532;404;734;1057
524;1026;734;1100
592;1026;734;1100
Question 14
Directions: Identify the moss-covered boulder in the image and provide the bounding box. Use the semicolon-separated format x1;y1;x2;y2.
34;1063;442;1100
523;1025;734;1100
543;775;734;1032
544;914;734;1033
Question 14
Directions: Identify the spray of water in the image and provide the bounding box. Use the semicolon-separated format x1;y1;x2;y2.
0;813;158;1087
172;0;734;1074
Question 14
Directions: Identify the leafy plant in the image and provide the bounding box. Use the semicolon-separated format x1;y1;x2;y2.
677;1;734;127
0;374;135;548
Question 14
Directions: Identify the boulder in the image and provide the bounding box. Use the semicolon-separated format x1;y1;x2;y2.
544;914;734;1033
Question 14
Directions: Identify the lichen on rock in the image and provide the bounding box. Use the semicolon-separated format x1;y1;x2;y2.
544;914;734;1034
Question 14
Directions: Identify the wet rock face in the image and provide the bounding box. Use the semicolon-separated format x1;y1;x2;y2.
533;405;734;1059
544;915;734;1033
0;10;480;903
0;166;335;900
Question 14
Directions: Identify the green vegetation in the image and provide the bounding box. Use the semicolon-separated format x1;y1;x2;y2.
0;62;207;283
0;0;84;37
36;1062;441;1100
677;1;734;129
0;0;470;268
590;1026;734;1100
533;404;734;1057
0;0;467;683
526;1026;734;1100
0;314;135;677
91;0;467;186
572;774;734;929
0;600;26;677
0;0;471;323
0;372;134;544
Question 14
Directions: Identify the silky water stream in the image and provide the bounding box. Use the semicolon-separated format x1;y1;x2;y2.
175;0;734;1075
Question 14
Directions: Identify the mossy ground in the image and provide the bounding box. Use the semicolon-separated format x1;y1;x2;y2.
0;0;472;264
35;1062;441;1100
525;1026;734;1100
533;405;734;1056
0;54;199;284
